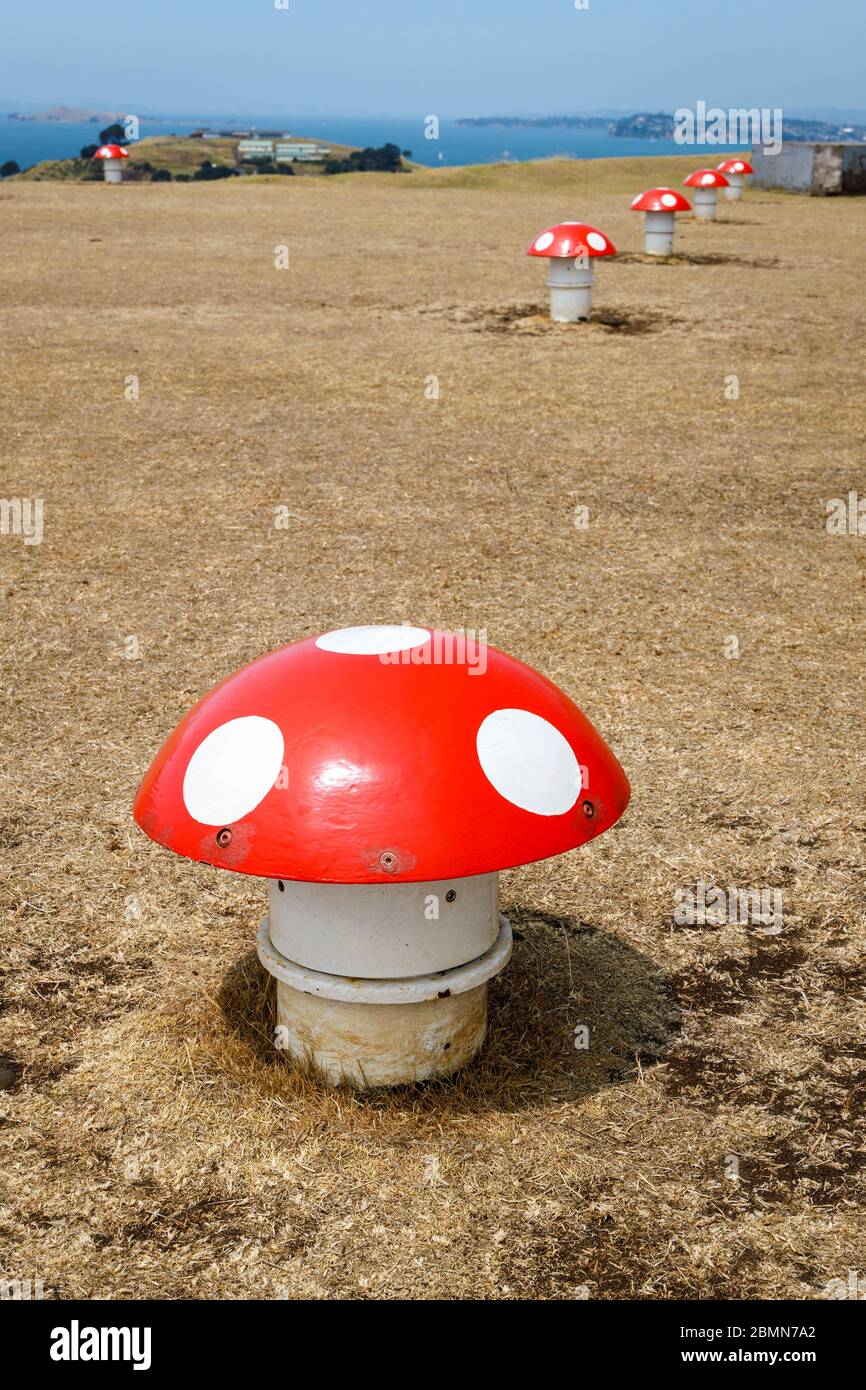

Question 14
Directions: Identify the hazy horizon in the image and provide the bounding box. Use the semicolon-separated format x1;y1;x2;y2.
5;102;866;124
2;0;863;118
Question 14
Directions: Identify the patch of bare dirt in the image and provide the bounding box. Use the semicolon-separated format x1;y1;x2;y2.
617;250;780;268
419;300;676;334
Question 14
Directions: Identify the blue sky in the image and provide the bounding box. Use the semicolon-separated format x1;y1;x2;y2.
2;0;864;117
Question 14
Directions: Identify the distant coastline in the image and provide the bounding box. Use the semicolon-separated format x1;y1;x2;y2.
7;105;168;125
7;106;865;176
458;111;866;142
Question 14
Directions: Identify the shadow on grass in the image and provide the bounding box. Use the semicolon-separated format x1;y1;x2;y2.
216;903;680;1112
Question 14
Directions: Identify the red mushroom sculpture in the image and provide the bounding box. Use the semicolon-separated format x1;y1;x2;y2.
717;157;754;201
629;187;692;256
683;168;729;220
134;625;630;1087
526;222;616;322
93;144;129;184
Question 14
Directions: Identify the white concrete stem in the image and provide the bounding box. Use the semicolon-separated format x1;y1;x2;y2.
692;186;718;219
547;257;594;322
104;162;123;183
256;874;513;1087
643;210;676;256
723;173;744;200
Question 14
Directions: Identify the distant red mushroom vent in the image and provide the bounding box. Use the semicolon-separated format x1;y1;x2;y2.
93;144;129;183
717;158;754;176
716;157;755;200
630;187;692;255
525;222;616;323
630;187;691;214
683;168;730;219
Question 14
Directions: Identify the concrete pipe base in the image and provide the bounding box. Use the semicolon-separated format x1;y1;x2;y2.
275;979;489;1087
723;174;744;200
548;258;594;322
644;210;676;256
692;188;718;220
258;914;512;1088
104;164;123;184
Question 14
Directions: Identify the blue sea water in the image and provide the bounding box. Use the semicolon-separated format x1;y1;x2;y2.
0;112;749;170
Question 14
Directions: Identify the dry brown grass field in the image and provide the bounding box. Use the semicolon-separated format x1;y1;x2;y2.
0;154;864;1301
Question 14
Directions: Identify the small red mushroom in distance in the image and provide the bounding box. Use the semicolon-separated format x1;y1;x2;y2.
526;222;616;322
717;156;755;201
93;144;129;184
134;625;630;1088
683;167;730;220
629;187;692;256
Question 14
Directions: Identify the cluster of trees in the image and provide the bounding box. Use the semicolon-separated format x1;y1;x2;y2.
192;161;237;181
0;160;20;178
127;160;173;181
241;157;294;175
99;123;129;146
323;143;409;175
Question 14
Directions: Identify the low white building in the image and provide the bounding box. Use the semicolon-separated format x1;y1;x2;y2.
275;142;332;163
238;138;276;159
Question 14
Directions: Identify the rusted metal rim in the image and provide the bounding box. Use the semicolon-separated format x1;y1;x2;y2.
257;914;512;1005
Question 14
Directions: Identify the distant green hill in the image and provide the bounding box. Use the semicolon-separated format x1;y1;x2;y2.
11;133;360;182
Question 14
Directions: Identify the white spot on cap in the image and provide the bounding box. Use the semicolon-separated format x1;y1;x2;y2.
660;193;678;208
316;624;431;655
701;173;716;186
631;195;642;207
476;709;581;816
586;231;607;251
534;231;555;251
734;162;745;172
183;716;284;826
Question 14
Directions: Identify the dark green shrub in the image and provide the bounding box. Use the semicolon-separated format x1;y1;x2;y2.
193;161;235;181
323;143;406;175
99;122;129;146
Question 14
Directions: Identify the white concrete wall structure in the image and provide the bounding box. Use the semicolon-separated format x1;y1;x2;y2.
751;142;866;194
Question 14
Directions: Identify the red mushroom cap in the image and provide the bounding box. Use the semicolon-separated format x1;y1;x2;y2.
630;187;692;213
683;168;729;189
716;158;754;176
93;145;129;160
526;223;616;259
133;626;630;884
